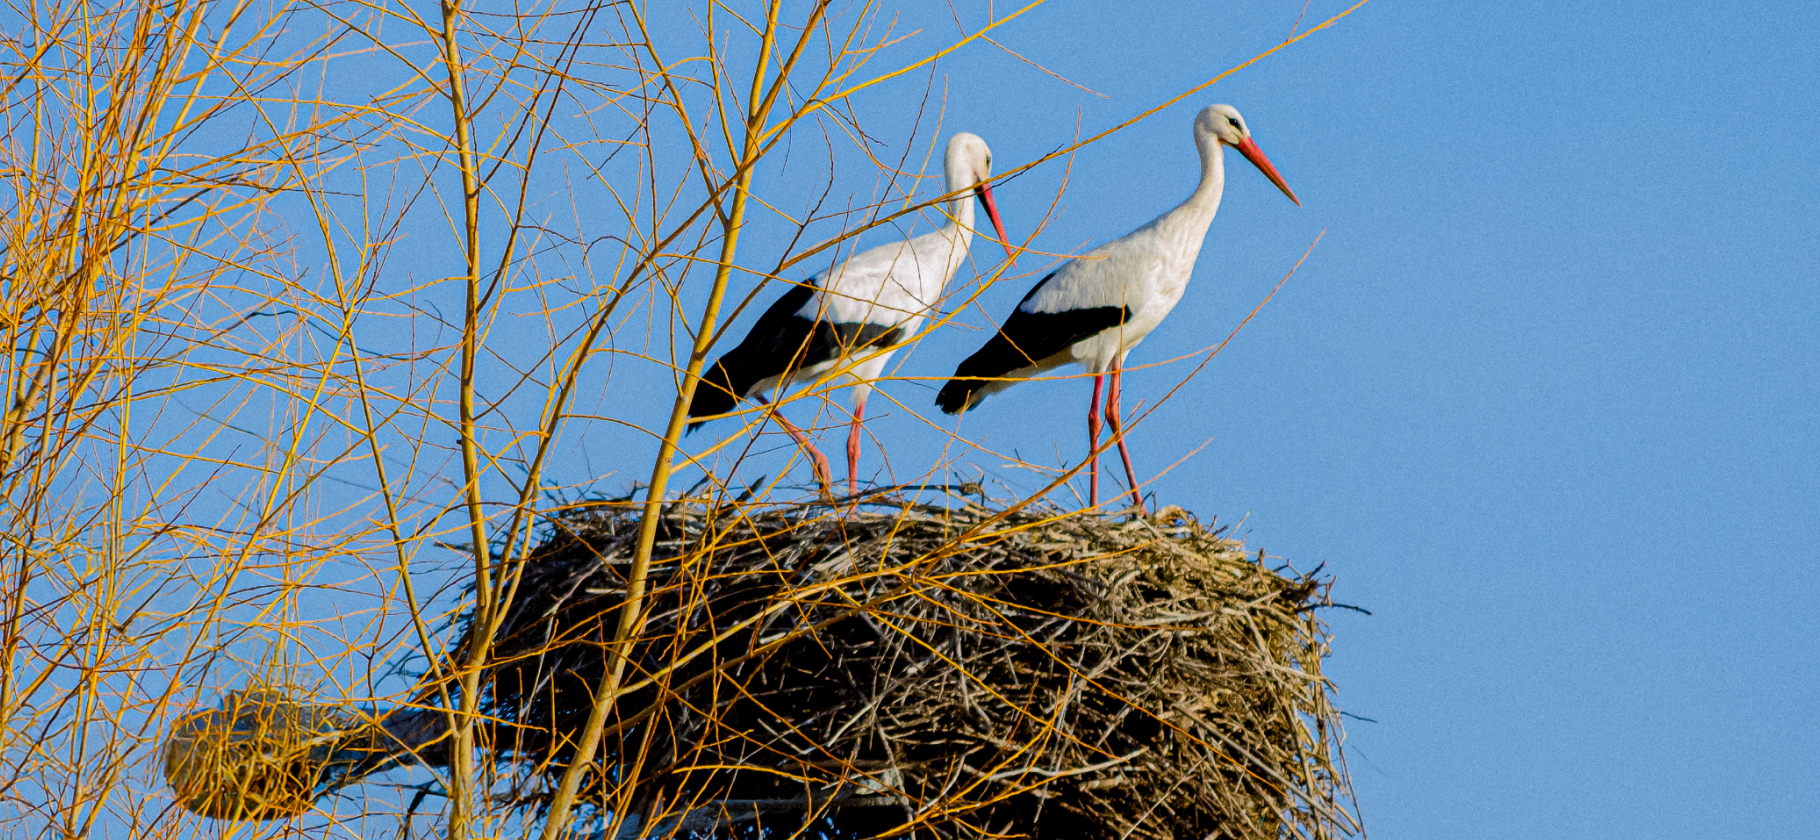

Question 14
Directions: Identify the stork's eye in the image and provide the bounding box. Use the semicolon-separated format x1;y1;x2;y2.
1228;117;1242;129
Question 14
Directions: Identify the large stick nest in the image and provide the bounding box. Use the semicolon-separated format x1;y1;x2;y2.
462;494;1358;840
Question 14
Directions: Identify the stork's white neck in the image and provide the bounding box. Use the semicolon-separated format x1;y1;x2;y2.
942;169;977;245
1145;130;1227;248
1185;130;1228;217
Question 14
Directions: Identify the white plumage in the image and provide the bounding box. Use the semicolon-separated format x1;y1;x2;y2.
938;104;1299;511
691;132;1013;496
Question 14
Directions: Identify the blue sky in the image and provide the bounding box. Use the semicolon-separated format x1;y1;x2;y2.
650;1;1819;836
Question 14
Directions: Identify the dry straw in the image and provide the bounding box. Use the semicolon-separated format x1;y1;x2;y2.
166;493;1359;839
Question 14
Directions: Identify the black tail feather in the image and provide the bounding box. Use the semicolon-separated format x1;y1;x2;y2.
688;358;745;431
935;374;985;415
935;329;1030;415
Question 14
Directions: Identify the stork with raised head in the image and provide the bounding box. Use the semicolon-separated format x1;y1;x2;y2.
689;132;1015;497
935;105;1298;513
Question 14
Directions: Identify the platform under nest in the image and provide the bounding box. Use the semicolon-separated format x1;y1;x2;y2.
165;493;1359;838
461;494;1358;840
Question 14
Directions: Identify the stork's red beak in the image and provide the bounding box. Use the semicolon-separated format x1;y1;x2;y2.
1234;137;1300;206
975;181;1017;266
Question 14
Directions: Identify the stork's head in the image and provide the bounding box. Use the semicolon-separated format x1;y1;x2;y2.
1194;104;1300;206
944;132;1016;262
1195;103;1252;147
945;132;995;188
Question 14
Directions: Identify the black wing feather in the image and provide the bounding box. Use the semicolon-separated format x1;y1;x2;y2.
936;275;1129;414
688;281;905;430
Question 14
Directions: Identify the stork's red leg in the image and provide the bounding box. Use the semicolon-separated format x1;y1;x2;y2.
846;389;869;498
1104;359;1146;515
761;397;833;497
1086;373;1104;507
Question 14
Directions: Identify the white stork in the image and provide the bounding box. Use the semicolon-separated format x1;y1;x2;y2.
936;104;1298;513
689;132;1015;497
